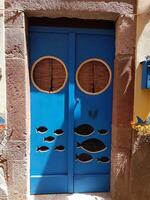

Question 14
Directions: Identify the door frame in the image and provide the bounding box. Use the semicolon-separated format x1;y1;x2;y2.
5;3;136;199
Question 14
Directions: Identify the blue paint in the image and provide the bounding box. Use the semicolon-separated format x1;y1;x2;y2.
141;61;150;89
29;26;115;194
147;66;150;88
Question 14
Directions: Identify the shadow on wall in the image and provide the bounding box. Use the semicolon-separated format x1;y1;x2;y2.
135;7;150;119
136;7;150;42
134;63;150;120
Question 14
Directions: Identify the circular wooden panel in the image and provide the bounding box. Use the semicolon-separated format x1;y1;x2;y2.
31;56;68;93
76;58;112;95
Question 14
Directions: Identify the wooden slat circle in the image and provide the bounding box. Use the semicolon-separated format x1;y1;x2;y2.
76;58;111;95
31;56;68;93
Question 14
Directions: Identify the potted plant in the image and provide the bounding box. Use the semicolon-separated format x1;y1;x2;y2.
131;116;150;145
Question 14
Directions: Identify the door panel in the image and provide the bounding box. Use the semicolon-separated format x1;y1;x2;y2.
29;30;69;194
29;26;115;194
74;33;114;192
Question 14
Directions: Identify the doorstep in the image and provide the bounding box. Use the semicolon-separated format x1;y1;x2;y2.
30;193;111;200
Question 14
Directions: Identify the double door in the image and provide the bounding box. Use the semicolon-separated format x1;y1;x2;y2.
29;26;115;194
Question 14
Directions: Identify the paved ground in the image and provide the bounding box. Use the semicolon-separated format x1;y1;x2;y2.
30;193;111;200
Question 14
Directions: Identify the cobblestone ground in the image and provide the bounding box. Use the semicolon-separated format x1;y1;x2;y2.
30;193;111;200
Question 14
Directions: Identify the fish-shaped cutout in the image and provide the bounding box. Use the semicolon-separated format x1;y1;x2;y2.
76;153;93;163
97;156;110;163
74;124;94;136
54;129;64;136
44;136;55;143
54;145;64;151
36;126;48;134
77;138;106;153
37;146;49;152
98;129;109;135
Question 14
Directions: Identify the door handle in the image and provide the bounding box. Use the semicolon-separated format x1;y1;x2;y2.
73;98;80;111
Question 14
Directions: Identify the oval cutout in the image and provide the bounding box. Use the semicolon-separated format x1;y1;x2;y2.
74;124;94;136
98;129;109;135
36;126;48;134
77;138;106;153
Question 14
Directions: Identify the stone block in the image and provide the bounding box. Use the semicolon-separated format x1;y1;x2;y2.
112;55;134;126
111;147;131;200
8;194;27;200
116;15;136;55
6;141;27;161
5;0;135;20
5;28;25;59
7;160;28;199
5;11;25;28
112;125;132;149
6;159;28;199
6;58;27;140
4;0;135;11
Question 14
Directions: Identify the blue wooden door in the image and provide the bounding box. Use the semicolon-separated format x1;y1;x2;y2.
29;26;115;194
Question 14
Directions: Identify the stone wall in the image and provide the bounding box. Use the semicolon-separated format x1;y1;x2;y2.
0;0;8;199
4;1;136;200
0;0;6;116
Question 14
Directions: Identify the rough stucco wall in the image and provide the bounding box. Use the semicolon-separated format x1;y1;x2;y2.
134;1;150;120
0;0;8;199
130;1;150;200
0;1;6;116
4;1;136;200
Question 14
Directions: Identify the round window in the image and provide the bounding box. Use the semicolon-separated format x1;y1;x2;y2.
76;58;112;95
31;56;68;93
